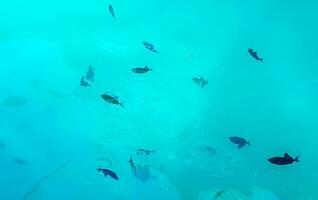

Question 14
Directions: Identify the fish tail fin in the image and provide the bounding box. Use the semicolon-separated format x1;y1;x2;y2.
259;58;264;63
294;155;300;162
120;103;124;107
247;141;251;146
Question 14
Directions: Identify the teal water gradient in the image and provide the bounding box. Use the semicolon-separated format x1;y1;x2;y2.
0;0;318;200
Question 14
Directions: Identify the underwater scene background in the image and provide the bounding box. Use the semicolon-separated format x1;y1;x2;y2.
1;0;318;199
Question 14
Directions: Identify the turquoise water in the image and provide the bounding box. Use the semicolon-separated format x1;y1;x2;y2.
1;0;317;199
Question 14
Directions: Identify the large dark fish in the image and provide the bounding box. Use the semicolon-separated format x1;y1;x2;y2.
85;65;95;82
128;155;137;175
268;153;300;165
101;94;124;107
97;168;119;180
192;76;208;88
108;4;115;19
143;41;158;53
80;76;91;87
248;48;263;63
136;148;155;156
132;66;152;74
229;136;250;149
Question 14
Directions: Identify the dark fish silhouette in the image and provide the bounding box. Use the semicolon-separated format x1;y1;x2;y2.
132;66;152;74
128;155;137;175
80;76;91;87
101;94;124;107
13;158;26;165
108;4;115;19
136;148;155;156
143;41;158;53
192;76;208;88
214;190;225;199
248;48;263;63
85;65;95;82
229;136;250;149
2;96;28;107
97;168;119;180
204;145;217;156
268;153;300;165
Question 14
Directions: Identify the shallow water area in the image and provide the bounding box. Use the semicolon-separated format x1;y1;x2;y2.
1;0;318;200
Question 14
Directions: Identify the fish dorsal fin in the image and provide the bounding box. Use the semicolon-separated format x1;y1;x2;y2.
284;153;293;160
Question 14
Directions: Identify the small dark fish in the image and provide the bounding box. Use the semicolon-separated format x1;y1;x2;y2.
214;190;225;199
101;94;124;107
192;76;208;88
128;155;137;175
268;153;300;165
97;168;119;180
85;65;95;82
136;148;155;156
13;158;26;165
229;136;250;149
109;4;115;19
2;96;28;107
132;66;152;74
248;48;263;63
204;145;217;156
143;41;158;53
80;76;91;87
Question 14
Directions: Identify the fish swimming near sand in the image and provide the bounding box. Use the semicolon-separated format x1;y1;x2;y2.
204;145;217;156
248;48;263;63
85;65;95;82
143;41;158;53
80;76;91;87
109;4;115;19
128;155;137;175
132;66;152;74
13;158;26;165
192;76;208;88
268;153;300;165
101;94;124;107
229;136;250;149
2;96;28;107
214;190;225;199
97;168;119;180
137;148;155;156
